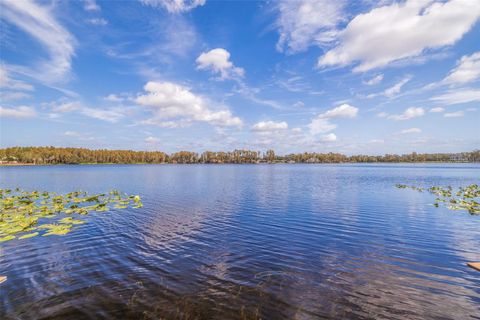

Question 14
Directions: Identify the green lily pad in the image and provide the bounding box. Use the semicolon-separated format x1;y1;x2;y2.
19;232;39;239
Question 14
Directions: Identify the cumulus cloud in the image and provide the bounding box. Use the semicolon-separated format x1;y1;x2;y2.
444;111;464;118
431;89;480;105
0;0;76;83
252;120;288;132
398;127;422;134
430;107;445;113
318;103;358;119
275;0;345;53
135;81;242;128
0;105;36;118
442;51;480;85
196;48;244;80
318;0;480;72
308;104;358;135
388;107;425;121
140;0;205;13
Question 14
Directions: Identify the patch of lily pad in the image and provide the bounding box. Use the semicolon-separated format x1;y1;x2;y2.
0;188;142;242
395;183;480;215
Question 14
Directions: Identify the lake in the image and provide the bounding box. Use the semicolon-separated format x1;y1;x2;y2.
1;164;479;319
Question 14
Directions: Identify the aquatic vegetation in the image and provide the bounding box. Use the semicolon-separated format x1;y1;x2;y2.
395;184;480;215
0;188;142;242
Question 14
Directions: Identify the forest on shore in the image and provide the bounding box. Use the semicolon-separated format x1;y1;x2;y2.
1;147;479;164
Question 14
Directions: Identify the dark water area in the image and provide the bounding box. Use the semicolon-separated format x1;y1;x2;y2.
1;164;479;319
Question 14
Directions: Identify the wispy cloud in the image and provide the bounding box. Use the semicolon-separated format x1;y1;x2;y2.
87;18;108;26
429;107;445;113
397;127;422;135
0;105;36;118
83;0;101;12
0;0;76;83
0;66;34;91
444;111;464;118
140;0;206;13
431;89;480;105
442;51;480;86
363;74;383;86
275;0;346;53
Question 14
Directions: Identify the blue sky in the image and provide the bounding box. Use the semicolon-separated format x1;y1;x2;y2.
0;0;479;155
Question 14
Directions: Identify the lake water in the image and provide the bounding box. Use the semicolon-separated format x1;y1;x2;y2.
1;164;479;319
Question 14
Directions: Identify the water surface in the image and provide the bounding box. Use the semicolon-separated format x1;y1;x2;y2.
1;164;479;319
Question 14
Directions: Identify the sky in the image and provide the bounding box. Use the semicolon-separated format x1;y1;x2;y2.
0;0;479;155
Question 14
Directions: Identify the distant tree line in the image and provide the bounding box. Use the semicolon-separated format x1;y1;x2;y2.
0;147;479;164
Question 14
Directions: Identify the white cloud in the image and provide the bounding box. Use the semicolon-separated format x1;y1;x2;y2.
430;107;445;113
377;111;388;118
80;107;126;123
319;133;337;142
145;136;160;143
431;89;480;105
46;100;128;122
384;76;411;98
64;131;95;141
444;111;464;118
252;121;288;132
0;0;76;83
0;105;36;118
442;51;480;85
318;0;480;72
135;81;242;128
0;67;34;91
196;48;244;80
0;91;30;101
235;85;285;110
308;103;358;136
367;76;412;98
83;0;100;11
318;103;359;119
398;127;422;134
103;94;123;102
293;101;305;108
388;107;425;121
53;101;81;113
87;18;108;26
308;118;337;135
275;0;345;53
140;0;205;13
364;74;384;85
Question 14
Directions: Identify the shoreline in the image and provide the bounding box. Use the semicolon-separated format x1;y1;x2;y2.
1;161;478;167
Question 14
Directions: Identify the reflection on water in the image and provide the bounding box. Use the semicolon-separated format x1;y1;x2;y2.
1;164;480;319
